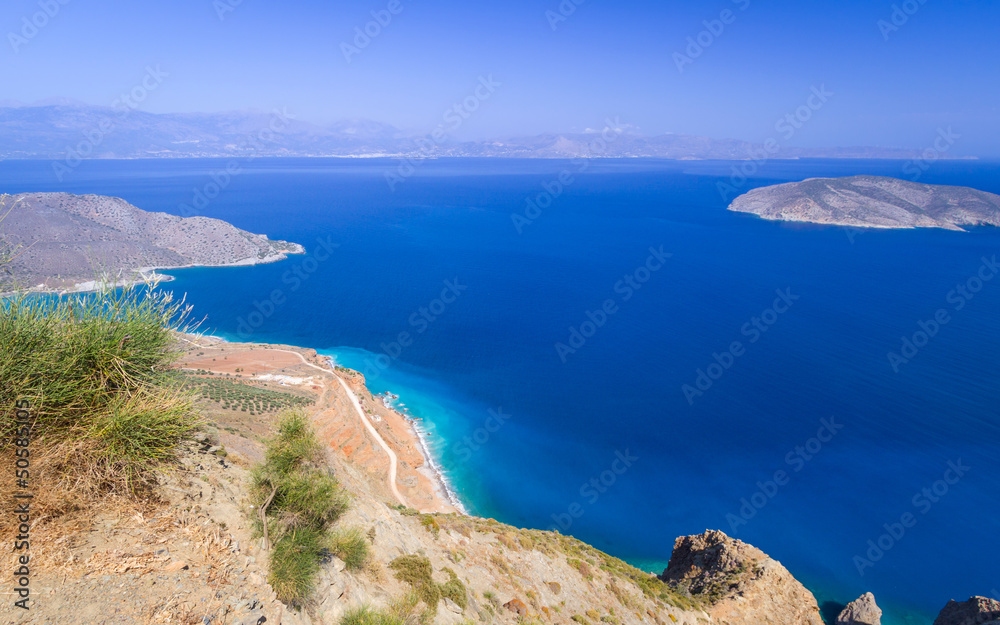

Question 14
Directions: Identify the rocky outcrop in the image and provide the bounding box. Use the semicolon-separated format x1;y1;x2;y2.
728;175;1000;231
837;592;882;625
934;597;1000;625
661;529;824;625
0;192;305;288
503;598;528;617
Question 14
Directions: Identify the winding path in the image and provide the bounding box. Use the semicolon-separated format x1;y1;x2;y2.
177;336;409;508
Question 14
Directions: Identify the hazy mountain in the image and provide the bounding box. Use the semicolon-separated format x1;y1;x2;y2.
0;102;950;161
0;104;407;159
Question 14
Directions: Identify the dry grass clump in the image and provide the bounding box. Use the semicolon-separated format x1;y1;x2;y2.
0;286;199;526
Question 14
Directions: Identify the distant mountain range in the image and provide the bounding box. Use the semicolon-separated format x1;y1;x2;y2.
0;100;965;161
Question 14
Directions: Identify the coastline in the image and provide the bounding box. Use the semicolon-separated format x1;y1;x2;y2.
324;354;468;515
9;246;306;297
379;388;469;515
174;332;461;515
726;211;966;231
411;416;469;514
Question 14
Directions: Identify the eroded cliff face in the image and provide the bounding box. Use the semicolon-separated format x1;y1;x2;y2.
661;530;824;625
933;596;1000;625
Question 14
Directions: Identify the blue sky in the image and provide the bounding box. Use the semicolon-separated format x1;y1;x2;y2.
2;0;998;154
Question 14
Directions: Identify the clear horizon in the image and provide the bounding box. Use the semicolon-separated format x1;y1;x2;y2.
2;0;998;156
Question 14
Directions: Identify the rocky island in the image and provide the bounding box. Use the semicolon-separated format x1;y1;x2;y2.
0;192;304;290
728;176;1000;231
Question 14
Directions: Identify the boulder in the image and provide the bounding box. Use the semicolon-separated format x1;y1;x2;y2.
503;598;528;617
837;592;882;625
661;530;823;625
934;597;1000;625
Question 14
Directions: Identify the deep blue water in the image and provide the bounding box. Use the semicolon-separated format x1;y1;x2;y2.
6;157;999;624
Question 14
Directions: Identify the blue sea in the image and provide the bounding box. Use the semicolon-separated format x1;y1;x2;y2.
6;157;999;624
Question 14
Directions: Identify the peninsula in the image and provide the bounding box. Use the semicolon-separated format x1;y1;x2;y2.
0;192;304;290
728;175;1000;231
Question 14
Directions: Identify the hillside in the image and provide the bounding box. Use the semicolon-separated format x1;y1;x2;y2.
0;192;304;289
727;175;1000;230
4;331;995;624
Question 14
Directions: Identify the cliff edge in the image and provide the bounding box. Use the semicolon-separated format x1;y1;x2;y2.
661;530;824;625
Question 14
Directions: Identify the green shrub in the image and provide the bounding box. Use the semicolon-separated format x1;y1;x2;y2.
390;555;441;610
440;575;468;609
339;606;405;625
393;504;419;516
250;412;349;536
267;469;349;530
330;526;369;570
249;411;352;606
265;411;318;474
420;514;441;536
88;387;196;489
388;556;469;614
269;528;326;605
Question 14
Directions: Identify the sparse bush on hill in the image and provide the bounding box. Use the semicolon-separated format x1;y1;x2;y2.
329;526;370;571
439;567;468;609
269;526;327;607
249;411;351;606
431;513;701;612
388;554;468;617
339;605;404;625
389;554;441;609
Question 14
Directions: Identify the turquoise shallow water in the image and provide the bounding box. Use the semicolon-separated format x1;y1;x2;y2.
5;157;1000;624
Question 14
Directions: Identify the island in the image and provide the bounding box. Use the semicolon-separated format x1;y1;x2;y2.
727;175;1000;231
0;191;305;290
